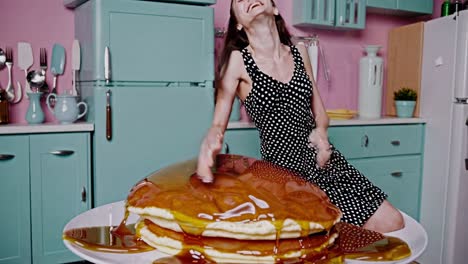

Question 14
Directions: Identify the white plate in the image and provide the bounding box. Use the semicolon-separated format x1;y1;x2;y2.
64;201;427;264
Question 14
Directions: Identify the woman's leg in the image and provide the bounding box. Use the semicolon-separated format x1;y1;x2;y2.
363;200;405;233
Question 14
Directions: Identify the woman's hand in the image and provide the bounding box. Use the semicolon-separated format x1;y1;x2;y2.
197;126;224;183
308;129;332;168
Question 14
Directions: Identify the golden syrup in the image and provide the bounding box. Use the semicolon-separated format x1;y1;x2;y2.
343;236;411;261
143;219;335;257
63;224;153;253
152;250;217;264
127;157;341;236
63;155;411;263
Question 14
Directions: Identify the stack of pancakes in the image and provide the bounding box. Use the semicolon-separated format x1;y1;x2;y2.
126;155;342;263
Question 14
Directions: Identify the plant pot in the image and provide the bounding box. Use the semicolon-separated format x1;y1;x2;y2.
395;100;416;118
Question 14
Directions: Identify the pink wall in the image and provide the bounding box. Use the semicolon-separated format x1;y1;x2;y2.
0;0;444;123
0;0;75;123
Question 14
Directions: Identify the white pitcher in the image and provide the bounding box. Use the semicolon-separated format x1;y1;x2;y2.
358;45;383;119
47;93;87;124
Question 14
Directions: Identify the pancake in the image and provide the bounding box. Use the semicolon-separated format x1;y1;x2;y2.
126;155;342;240
63;154;411;264
136;219;340;264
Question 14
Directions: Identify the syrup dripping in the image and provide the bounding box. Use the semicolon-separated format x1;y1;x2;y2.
63;155;411;263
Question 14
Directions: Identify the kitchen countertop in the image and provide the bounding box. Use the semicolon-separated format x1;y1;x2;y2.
0;122;94;135
228;117;426;129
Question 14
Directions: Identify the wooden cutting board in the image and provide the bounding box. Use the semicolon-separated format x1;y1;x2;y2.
385;22;424;117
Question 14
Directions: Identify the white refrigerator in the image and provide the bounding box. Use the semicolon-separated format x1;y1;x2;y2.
420;10;468;264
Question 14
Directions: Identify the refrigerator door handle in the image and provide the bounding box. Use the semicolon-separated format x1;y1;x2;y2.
106;89;112;141
104;46;111;85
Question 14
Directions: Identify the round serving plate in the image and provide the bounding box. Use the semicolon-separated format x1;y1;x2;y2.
64;200;427;264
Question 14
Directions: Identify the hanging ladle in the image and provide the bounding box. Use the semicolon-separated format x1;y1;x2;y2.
26;70;46;92
0;48;5;70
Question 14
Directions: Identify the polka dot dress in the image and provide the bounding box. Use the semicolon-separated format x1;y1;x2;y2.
241;45;388;226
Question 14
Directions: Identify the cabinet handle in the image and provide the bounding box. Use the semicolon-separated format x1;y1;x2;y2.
50;150;75;156
224;143;230;154
81;187;87;202
391;172;403;177
361;135;369;148
391;140;401;146
0;154;15;160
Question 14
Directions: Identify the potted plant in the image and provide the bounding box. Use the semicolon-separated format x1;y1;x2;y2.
394;87;417;118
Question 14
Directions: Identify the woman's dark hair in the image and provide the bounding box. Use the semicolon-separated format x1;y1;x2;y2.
216;0;293;92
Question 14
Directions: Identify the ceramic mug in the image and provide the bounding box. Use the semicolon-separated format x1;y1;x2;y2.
47;93;88;124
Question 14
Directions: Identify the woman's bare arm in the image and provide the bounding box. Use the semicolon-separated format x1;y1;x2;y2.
296;44;331;167
197;51;245;182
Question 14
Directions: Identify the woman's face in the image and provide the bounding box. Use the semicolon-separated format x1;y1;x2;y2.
231;0;277;27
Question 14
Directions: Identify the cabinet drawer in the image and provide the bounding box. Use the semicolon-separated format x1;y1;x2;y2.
328;124;423;159
350;155;422;219
224;129;261;159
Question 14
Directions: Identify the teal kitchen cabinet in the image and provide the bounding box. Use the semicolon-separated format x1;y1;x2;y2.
328;124;425;219
0;136;31;264
351;155;422;219
224;123;425;219
29;133;91;264
224;128;261;159
367;0;433;15
293;0;366;29
75;0;215;206
0;133;91;264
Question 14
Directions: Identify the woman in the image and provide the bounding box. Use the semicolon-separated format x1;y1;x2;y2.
197;0;404;233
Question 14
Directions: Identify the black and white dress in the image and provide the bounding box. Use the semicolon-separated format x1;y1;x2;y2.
241;45;387;226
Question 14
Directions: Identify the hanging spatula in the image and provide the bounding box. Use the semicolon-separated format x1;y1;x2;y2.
18;42;33;98
50;43;66;95
72;40;81;97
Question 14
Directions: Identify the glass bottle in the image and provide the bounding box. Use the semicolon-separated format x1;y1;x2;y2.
451;0;464;14
0;89;9;124
441;0;451;16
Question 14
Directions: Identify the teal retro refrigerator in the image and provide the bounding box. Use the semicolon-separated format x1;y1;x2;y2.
74;0;215;206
